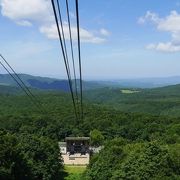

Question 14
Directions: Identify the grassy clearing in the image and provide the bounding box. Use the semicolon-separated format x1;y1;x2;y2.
121;89;140;94
64;166;86;180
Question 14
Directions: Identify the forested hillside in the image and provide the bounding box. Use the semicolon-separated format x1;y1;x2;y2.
0;84;179;179
85;85;180;117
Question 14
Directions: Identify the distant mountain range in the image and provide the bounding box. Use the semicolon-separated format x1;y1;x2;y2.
1;74;180;91
0;74;70;91
97;76;180;88
0;74;105;92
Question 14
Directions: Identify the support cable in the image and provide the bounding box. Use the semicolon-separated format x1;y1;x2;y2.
56;0;80;120
51;0;78;121
65;0;80;119
0;61;44;114
56;0;72;81
75;0;83;121
0;54;46;114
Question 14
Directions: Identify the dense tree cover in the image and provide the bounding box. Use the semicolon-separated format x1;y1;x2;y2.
84;85;180;117
0;86;180;179
1;91;179;143
0;131;31;180
85;138;180;180
90;129;104;146
0;131;63;180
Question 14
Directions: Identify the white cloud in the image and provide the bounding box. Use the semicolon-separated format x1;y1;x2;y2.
139;10;180;52
0;0;52;23
100;28;110;36
0;0;108;44
40;23;106;43
16;20;32;27
138;11;160;24
146;42;180;52
39;24;57;40
157;11;180;32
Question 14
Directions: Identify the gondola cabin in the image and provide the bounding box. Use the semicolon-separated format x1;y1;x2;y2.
59;137;90;165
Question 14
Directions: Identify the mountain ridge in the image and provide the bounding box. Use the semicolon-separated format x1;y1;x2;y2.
2;73;180;90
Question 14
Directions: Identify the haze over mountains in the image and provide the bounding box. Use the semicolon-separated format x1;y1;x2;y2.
1;74;180;91
107;76;180;88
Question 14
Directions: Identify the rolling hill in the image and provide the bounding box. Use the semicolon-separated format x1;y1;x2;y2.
0;74;106;92
1;76;180;118
2;74;180;92
0;74;70;91
84;84;180;117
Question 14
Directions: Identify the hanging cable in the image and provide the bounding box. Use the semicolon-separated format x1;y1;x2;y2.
75;0;83;121
65;0;80;119
0;54;46;114
51;0;78;121
56;0;71;82
56;0;80;120
0;60;45;114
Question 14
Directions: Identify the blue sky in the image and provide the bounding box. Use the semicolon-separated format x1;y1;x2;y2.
1;0;180;79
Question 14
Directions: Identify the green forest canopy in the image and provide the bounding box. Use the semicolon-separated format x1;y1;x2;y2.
0;85;179;179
